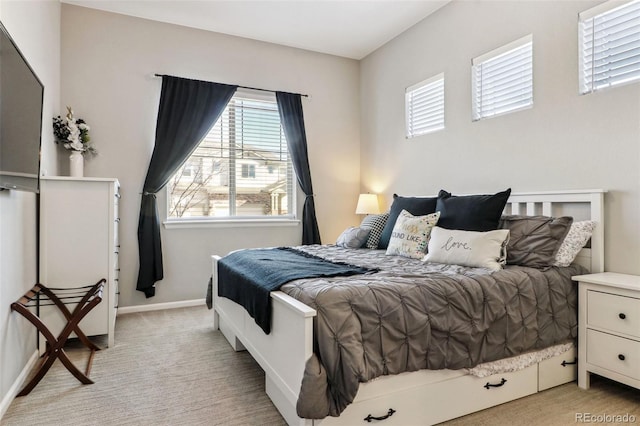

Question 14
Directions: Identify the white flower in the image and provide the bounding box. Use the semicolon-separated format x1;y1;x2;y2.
70;141;84;151
78;123;90;131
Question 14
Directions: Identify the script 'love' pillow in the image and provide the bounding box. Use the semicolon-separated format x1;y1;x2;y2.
423;226;510;271
385;210;440;259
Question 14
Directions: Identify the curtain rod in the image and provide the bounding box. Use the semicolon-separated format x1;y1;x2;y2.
153;73;309;98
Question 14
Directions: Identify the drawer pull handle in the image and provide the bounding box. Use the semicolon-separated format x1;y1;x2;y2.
561;358;577;367
619;313;626;320
364;408;395;422
618;354;626;361
484;378;507;389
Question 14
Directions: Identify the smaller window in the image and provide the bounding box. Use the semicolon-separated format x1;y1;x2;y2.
241;164;256;179
579;0;640;94
472;34;533;121
405;73;445;138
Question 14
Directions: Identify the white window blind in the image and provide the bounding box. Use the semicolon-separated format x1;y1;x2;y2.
579;0;640;94
167;89;295;219
472;35;533;121
405;73;445;138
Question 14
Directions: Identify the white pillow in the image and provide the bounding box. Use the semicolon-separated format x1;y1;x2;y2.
553;220;596;267
385;210;440;259
336;227;371;249
424;227;510;271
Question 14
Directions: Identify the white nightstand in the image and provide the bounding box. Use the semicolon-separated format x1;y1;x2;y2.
574;272;640;390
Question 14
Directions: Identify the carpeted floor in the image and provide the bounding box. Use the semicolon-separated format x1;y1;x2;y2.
2;306;638;425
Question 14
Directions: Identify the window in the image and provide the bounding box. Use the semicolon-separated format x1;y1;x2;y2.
167;89;295;219
472;34;533;121
405;73;445;137
241;164;256;179
579;0;640;94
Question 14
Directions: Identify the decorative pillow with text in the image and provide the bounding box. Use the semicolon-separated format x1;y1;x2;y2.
385;210;440;259
424;226;510;271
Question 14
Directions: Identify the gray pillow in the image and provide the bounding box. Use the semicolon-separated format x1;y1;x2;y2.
499;215;573;268
336;227;371;249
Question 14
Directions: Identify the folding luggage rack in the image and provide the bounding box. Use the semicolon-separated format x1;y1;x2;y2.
10;279;105;396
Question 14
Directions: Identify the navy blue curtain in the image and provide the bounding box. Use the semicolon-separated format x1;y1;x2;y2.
137;76;237;297
276;92;321;245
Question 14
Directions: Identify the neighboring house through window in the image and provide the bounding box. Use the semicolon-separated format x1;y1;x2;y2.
167;88;295;219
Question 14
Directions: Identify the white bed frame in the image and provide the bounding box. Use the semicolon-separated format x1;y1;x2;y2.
211;190;605;425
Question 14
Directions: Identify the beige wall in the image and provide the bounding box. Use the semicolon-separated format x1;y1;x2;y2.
0;0;60;414
60;5;361;308
360;0;640;274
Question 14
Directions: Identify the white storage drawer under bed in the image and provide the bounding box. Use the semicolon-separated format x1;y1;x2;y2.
317;348;576;425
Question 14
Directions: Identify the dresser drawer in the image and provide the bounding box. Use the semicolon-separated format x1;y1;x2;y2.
587;290;640;338
587;329;640;380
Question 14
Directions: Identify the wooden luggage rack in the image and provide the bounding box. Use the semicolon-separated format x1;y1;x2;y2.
10;279;106;396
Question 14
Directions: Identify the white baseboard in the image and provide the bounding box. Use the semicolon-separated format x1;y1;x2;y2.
0;350;39;420
117;299;205;315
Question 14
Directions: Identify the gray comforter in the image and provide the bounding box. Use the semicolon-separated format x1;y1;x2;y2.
279;245;585;419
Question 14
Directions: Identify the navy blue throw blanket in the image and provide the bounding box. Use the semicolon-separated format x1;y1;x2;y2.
217;247;375;334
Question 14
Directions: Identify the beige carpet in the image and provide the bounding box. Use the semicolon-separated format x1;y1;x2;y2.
2;306;638;425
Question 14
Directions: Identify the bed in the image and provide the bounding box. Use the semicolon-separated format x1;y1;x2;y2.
211;189;605;425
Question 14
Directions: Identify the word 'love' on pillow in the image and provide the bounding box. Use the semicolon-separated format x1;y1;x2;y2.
385;210;440;259
424;226;510;271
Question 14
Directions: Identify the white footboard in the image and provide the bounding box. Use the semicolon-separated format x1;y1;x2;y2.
212;255;316;426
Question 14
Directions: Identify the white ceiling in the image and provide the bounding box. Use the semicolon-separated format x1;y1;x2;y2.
61;0;449;59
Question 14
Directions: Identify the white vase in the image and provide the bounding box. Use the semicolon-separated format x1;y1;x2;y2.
69;150;84;177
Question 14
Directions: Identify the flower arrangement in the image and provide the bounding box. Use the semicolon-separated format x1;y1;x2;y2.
53;106;97;155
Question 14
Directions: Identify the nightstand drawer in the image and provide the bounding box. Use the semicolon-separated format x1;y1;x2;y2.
587;329;640;380
587;290;640;338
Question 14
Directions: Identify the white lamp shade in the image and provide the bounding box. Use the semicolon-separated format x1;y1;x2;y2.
355;193;380;215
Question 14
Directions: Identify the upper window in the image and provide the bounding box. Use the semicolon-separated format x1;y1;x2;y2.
167;89;295;220
405;73;445;138
472;34;533;121
579;0;640;94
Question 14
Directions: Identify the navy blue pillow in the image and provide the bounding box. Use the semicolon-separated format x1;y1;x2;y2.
377;194;438;249
436;188;511;232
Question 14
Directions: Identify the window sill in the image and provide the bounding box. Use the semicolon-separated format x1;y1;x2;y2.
163;218;300;229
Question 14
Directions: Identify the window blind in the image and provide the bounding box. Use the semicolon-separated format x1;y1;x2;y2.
579;0;640;94
168;90;294;219
472;35;533;121
405;73;445;138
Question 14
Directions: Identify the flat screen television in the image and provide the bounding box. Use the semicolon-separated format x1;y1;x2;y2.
0;20;44;193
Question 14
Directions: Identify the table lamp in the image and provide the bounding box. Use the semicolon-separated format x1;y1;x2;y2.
355;193;380;215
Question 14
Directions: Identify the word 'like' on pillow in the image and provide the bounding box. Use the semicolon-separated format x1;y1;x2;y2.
360;212;389;249
499;215;573;268
336;227;371;249
385;210;440;259
553;220;596;267
436;188;511;232
424;226;510;271
377;194;438;249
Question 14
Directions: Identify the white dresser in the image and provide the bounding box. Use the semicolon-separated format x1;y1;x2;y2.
575;272;640;390
39;177;120;349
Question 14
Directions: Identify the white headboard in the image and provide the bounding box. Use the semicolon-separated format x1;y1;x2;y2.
505;189;606;273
